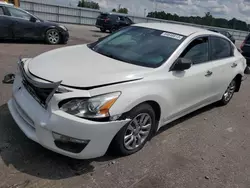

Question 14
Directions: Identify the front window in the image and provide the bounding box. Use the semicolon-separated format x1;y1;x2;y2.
89;26;185;68
180;37;209;65
7;7;31;20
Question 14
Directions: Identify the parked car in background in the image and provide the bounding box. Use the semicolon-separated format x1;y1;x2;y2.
240;33;250;65
0;2;69;44
8;23;248;159
208;29;235;44
95;12;134;33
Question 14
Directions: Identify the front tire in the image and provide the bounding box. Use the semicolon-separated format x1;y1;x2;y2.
218;79;236;105
100;28;106;32
111;103;156;156
45;29;61;45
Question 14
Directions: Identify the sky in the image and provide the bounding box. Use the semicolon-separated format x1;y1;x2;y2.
39;0;250;23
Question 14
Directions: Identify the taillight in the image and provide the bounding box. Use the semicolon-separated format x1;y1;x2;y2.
240;40;245;49
104;18;110;23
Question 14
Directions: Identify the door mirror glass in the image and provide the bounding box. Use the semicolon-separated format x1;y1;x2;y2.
30;16;37;22
171;58;192;71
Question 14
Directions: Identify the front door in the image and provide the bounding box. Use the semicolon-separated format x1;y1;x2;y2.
164;36;215;121
0;6;13;39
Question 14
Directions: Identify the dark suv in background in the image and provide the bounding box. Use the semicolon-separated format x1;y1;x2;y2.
240;34;250;65
95;12;134;33
208;29;235;44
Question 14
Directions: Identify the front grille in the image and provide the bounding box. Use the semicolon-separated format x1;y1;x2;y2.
18;60;62;109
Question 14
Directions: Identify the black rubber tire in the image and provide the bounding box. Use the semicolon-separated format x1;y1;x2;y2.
111;103;156;156
110;27;117;33
218;79;236;106
100;28;106;32
45;29;61;45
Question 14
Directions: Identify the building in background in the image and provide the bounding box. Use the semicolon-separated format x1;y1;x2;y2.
0;0;20;6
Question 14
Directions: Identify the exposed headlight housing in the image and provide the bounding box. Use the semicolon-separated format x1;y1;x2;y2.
59;92;121;119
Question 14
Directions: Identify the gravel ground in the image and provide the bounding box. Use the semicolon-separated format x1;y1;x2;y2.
0;24;250;188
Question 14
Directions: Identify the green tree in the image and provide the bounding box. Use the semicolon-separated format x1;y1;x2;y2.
112;8;116;12
147;11;249;31
117;8;128;14
78;0;100;10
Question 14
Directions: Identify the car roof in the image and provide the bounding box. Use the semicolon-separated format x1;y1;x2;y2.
101;12;128;17
133;23;215;36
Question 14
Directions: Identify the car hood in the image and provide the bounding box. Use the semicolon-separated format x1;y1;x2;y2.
28;44;151;88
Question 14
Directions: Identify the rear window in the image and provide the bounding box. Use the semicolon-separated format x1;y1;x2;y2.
99;13;109;18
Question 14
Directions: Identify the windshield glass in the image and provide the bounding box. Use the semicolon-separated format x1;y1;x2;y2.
89;26;185;68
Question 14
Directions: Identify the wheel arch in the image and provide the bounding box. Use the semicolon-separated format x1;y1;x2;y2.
234;74;242;92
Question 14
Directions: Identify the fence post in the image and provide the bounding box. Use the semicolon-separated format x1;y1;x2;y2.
57;6;59;22
78;9;81;24
30;1;34;15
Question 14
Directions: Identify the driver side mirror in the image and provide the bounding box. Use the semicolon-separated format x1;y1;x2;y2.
170;58;192;71
30;16;37;23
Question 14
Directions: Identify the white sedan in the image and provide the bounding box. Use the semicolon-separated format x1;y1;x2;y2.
8;23;248;159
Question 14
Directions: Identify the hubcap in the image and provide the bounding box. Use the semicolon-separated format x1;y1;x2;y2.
124;113;152;150
48;30;59;44
223;80;236;102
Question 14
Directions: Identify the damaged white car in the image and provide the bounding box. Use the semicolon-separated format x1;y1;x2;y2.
8;23;249;159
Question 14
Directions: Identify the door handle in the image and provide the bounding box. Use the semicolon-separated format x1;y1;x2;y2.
231;63;238;68
205;70;213;77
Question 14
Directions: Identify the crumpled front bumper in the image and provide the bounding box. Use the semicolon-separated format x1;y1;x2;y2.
8;74;130;159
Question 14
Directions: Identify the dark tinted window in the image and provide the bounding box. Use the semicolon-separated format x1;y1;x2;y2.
180;37;209;64
8;7;31;20
210;36;232;60
0;7;4;15
118;16;125;21
125;17;133;24
89;26;185;68
99;13;108;18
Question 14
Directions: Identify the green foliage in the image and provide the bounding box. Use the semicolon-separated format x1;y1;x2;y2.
78;0;100;10
117;8;128;14
147;11;249;31
112;8;117;12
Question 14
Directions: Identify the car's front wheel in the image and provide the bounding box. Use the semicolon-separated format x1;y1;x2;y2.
218;79;236;105
111;103;156;156
45;29;61;45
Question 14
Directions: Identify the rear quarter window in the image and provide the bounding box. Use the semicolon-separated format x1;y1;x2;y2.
210;36;233;60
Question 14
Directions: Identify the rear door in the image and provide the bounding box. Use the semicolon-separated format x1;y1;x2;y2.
5;6;40;39
208;36;236;98
0;6;13;39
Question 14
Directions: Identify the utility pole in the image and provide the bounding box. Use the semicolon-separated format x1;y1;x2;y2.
144;8;147;17
118;4;121;11
154;0;156;18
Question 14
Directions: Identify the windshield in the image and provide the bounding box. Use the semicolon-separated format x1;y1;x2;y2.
89;26;185;68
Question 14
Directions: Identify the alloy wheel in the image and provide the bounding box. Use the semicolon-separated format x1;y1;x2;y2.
223;80;236;102
123;113;152;150
48;30;60;44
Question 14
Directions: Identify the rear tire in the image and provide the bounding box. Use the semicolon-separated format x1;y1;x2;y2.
45;29;61;45
111;103;156;156
218;79;236;106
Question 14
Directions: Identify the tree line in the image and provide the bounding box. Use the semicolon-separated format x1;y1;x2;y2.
147;11;249;31
77;0;249;31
